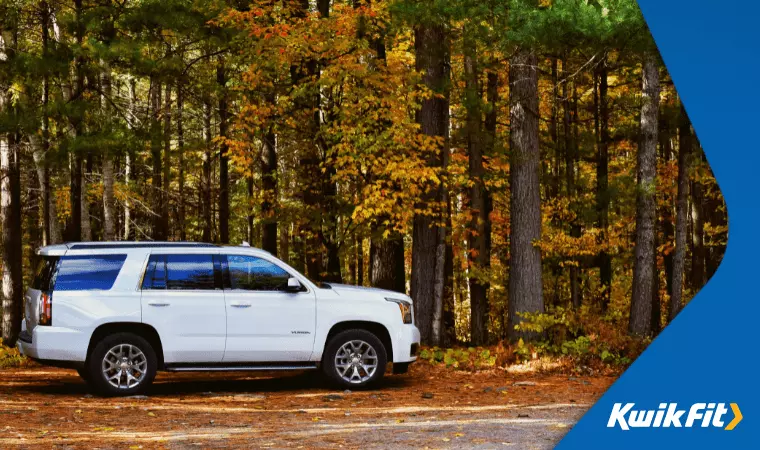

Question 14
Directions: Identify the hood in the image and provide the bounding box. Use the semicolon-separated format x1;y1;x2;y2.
327;284;412;303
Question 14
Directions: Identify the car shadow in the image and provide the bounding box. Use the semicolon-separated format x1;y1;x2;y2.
12;369;415;398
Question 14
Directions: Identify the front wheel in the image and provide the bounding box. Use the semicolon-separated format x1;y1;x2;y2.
86;332;157;396
322;329;387;389
76;368;90;383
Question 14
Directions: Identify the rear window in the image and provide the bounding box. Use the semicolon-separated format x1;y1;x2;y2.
32;256;60;291
54;255;127;291
142;254;219;290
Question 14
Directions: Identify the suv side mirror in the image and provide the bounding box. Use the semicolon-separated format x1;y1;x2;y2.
283;277;303;293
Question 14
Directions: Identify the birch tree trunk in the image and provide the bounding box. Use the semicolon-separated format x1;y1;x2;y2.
629;53;660;336
1;135;23;346
0;28;23;343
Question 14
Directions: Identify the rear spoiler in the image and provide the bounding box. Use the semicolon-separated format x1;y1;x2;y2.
37;244;69;257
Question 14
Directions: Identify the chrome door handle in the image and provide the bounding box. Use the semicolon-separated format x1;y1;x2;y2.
148;301;170;307
230;302;252;308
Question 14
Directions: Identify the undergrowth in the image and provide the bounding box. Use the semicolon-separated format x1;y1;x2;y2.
0;339;28;369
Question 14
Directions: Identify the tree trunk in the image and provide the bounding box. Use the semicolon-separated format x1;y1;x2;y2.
550;58;560;199
247;172;254;245
670;103;691;322
507;48;544;341
464;30;490;345
150;77;164;240
124;77;137;240
563;64;580;309
202;98;213;242
0;134;22;346
81;159;91;241
596;57;612;309
177;82;186;240
357;236;365;286
629;53;659;336
162;81;172;239
0;34;22;343
370;228;405;293
280;222;290;265
261;118;278;255
102;157;115;240
101;29;115;241
35;3;62;245
0;28;23;344
102;108;116;240
217;57;230;244
410;22;449;346
31;145;61;245
68;0;85;242
690;177;706;290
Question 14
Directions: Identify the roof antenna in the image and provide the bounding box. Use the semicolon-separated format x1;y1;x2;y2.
241;241;250;247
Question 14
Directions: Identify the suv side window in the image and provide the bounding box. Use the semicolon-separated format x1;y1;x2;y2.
54;255;127;291
142;254;218;290
227;255;291;291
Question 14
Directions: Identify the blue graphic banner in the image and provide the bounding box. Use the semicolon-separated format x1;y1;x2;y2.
557;1;759;448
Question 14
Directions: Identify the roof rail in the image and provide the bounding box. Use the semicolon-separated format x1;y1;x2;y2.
67;242;218;250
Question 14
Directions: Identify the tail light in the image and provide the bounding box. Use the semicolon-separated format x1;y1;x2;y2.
39;292;52;326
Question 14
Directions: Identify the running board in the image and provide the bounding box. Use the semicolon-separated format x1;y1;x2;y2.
165;363;318;372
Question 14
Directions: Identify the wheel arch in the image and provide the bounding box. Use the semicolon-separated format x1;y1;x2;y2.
323;320;393;362
86;322;165;370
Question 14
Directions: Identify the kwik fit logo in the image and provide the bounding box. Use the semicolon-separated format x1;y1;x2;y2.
607;403;742;431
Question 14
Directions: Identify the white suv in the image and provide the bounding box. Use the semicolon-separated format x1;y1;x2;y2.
18;242;420;396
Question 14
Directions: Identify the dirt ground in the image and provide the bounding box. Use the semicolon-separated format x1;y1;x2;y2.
0;363;615;449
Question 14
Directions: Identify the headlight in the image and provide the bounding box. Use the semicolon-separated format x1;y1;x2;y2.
386;298;413;324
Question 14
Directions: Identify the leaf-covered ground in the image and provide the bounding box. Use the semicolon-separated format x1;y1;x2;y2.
0;364;614;449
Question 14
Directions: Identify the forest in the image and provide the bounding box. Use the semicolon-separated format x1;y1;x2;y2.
0;0;726;365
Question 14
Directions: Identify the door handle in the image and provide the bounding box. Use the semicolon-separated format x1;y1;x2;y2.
147;301;170;307
230;301;252;308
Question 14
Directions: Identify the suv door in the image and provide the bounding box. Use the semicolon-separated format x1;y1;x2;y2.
221;254;316;362
140;253;226;363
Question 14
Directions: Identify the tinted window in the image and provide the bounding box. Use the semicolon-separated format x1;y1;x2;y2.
54;255;127;291
32;256;59;291
227;255;291;291
142;254;217;290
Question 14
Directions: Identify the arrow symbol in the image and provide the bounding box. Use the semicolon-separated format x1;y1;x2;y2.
725;403;742;430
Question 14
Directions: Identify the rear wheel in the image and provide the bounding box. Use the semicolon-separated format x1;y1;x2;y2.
322;329;387;389
87;332;157;396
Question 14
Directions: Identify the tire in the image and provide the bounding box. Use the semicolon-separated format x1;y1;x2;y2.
76;368;90;383
87;332;157;396
322;329;387;389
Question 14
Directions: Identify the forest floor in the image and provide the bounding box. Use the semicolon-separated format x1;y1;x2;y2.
0;364;615;449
